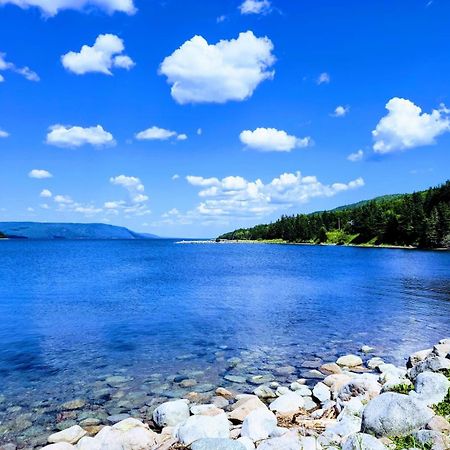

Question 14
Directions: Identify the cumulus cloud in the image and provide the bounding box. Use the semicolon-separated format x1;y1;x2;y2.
316;72;330;85
40;189;52;197
240;127;312;152
372;97;450;153
172;174;180;180
0;0;136;16
46;124;115;148
135;126;187;141
62;34;135;75
347;149;364;162
159;31;276;104
332;105;349;117
0;52;39;82
170;172;364;223
29;169;52;179
0;129;9;137
239;0;271;15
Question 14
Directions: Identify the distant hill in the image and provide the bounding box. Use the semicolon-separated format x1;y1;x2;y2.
0;222;159;240
218;181;450;249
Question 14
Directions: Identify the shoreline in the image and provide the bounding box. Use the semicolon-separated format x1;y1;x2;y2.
3;338;449;449
176;239;449;251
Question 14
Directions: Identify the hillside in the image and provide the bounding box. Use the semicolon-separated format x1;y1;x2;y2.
218;181;450;249
0;222;158;240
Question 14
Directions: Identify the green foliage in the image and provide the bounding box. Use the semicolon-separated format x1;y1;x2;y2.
218;180;450;249
389;383;414;394
432;369;450;417
391;435;432;450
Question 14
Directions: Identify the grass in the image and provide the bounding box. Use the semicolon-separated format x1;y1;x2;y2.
389;383;414;395
391;435;432;450
432;369;450;417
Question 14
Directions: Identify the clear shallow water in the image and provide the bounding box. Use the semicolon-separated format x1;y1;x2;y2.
0;240;449;446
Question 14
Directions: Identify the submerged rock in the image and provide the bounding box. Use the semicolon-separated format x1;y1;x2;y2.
336;355;363;368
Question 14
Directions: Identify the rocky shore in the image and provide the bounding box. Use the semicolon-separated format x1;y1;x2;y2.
2;338;449;450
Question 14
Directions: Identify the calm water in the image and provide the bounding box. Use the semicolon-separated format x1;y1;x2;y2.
0;240;449;446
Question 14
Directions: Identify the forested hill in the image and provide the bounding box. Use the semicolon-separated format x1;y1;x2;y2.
218;181;450;249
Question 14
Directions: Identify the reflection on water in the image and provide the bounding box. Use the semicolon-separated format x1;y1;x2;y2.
0;240;449;445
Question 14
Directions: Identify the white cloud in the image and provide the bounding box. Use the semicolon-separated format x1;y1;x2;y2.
332;105;349;117
0;129;9;137
197;128;203;135
372;97;450;153
40;189;52;197
135;126;187;141
0;0;136;16
159;31;275;104
240;127;312;152
46;124;115;148
54;194;73;204
216;15;226;23
239;0;271;15
40;203;50;209
347;149;364;162
109;175;150;209
172;174;180;180
317;72;330;85
0;52;39;82
62;34;134;75
29;169;52;179
173;172;364;223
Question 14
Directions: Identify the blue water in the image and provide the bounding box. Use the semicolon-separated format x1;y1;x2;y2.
0;240;449;445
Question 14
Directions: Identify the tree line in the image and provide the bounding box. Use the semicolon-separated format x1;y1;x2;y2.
218;180;450;249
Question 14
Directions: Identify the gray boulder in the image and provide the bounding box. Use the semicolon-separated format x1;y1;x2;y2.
362;393;434;437
408;356;450;381
412;372;450;406
343;433;387;450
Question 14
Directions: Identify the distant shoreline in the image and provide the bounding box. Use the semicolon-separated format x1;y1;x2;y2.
176;239;449;251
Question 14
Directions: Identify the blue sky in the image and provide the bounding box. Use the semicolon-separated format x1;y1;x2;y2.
0;0;449;238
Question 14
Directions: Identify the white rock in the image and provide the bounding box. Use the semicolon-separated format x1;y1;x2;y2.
343;433;387;450
253;386;276;399
327;414;362;439
290;383;311;396
229;396;267;422
367;357;384;370
407;349;432;368
237;436;255;450
176;412;230;446
190;404;223;416
338;378;381;403
41;445;75;450
336;355;363;367
256;430;302;450
360;346;375;353
153;399;190;427
411;371;450;406
301;436;322;450
362;392;434;437
275;386;290;396
408;355;450;381
48;426;86;444
302;396;318;411
268;426;288;437
313;382;331;403
190;438;246;450
241;409;277;442
76;437;101;450
269;392;304;414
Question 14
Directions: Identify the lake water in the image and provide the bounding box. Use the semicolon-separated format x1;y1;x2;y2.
0;240;449;446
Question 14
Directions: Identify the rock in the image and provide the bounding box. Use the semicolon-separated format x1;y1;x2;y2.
290;383;312;396
105;376;133;387
79;418;101;427
248;374;275;385
180;379;197;388
92;418;158;449
48;425;86;444
216;387;234;399
224;375;247;384
191;438;246;450
241;409;277;442
274;365;296;375
107;414;130;425
301;436;322;450
408;355;450;381
253;386;276;399
0;445;17;450
342;433;387;450
275;386;290;396
256;430;301;449
153;399;190;427
407;349;433;368
313;382;331;403
336;355;363;368
212;396;230;409
237;436;255;450
176;412;230;446
338;378;381;403
362;392;434;437
413;430;450;450
41;444;75;450
60;399;86;411
433;342;450;357
229;396;267;422
269;392;304;414
76;436;101;450
427;416;450;433
303;369;325;379
303;396;318;411
411;372;450;406
190;404;223;416
360;346;375;354
327;413;362;439
320;363;342;374
367;357;385;370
